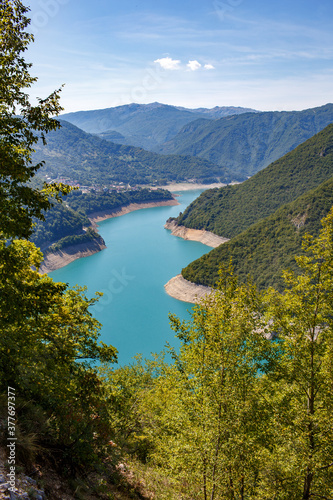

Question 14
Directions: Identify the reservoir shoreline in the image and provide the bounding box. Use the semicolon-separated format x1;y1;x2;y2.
164;274;213;304
164;220;229;248
164;220;228;303
39;184;227;274
47;188;220;365
40;198;179;274
88;199;179;226
39;237;107;274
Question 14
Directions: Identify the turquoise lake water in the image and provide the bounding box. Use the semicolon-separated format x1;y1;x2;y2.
50;190;212;366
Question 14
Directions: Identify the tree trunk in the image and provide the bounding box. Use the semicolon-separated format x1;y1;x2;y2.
303;337;315;499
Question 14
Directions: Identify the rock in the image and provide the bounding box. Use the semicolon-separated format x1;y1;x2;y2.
164;274;214;304
0;482;11;490
164;220;229;248
26;477;37;486
9;491;29;500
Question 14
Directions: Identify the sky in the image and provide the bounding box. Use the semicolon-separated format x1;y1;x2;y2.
25;0;333;113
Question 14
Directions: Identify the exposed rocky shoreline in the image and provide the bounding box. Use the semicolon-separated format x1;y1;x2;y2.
164;274;213;304
164;220;228;302
39;199;179;274
164;219;229;248
39;237;106;274
88;199;179;226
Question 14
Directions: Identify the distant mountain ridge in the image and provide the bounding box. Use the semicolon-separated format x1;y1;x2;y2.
33;120;224;186
157;103;333;180
61;102;257;151
174;104;257;118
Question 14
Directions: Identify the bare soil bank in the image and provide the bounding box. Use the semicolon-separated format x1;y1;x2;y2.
164;274;213;304
164;220;229;248
39;238;106;274
164;221;228;302
160;182;226;191
88;199;179;227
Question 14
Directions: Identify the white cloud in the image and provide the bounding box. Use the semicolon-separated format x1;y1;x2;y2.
187;60;202;71
154;57;181;70
153;58;215;73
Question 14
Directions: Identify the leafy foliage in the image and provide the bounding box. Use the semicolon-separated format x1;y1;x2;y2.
259;208;333;498
46;227;104;253
66;187;174;215
139;267;271;499
0;0;71;240
103;213;333;499
30;201;90;248
0;0;118;477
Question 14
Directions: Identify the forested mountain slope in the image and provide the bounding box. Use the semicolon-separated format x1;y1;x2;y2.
30;202;91;249
158;103;333;180
32;120;224;185
182;176;333;291
61;102;256;150
175;123;333;239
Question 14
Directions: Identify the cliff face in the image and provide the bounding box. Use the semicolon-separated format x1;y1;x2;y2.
164;219;229;248
39;236;106;274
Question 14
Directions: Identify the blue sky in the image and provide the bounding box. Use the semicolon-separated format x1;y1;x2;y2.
25;0;333;113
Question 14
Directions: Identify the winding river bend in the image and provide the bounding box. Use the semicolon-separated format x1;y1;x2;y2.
50;190;213;365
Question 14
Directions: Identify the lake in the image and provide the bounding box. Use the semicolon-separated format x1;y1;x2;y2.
50;189;213;366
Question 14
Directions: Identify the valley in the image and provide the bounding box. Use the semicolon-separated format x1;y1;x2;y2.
3;1;333;497
32;105;333;297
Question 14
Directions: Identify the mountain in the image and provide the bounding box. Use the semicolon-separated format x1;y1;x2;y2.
174;105;257;119
174;123;333;291
175;123;333;239
96;129;128;144
182;176;333;291
33;120;224;185
60;102;257;151
157;103;333;180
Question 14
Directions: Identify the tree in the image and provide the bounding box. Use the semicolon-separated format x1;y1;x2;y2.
0;0;71;240
0;0;71;321
98;210;333;498
261;207;333;499
140;265;272;500
0;0;118;472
